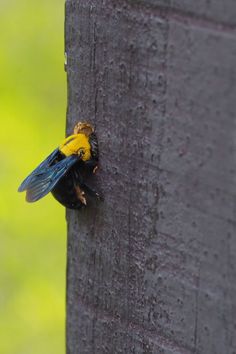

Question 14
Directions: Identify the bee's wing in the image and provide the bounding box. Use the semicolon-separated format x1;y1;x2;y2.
18;148;60;192
24;155;79;202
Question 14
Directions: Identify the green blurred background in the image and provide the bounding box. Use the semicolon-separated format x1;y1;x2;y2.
0;1;66;353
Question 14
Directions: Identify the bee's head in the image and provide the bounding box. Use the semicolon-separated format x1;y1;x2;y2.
73;122;94;136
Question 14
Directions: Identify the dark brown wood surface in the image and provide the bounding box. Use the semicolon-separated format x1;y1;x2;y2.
65;1;236;353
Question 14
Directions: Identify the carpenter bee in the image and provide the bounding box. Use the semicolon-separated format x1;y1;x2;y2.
18;122;101;209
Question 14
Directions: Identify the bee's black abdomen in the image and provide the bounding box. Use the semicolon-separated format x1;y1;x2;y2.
51;166;84;209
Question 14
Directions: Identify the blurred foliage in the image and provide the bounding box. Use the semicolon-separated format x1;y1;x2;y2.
0;1;66;353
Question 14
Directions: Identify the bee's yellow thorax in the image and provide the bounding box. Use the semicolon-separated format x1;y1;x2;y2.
59;133;91;161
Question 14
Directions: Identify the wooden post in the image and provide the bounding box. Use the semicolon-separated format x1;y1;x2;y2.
65;1;236;353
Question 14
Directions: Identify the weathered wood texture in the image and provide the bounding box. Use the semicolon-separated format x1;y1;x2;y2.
65;1;236;353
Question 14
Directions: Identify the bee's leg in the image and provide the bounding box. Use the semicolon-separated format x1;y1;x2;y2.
74;185;87;205
84;160;98;174
92;166;98;174
81;183;103;201
72;170;87;205
72;168;84;184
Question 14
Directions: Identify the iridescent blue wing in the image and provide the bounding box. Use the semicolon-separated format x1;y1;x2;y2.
24;155;79;202
18;148;60;192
